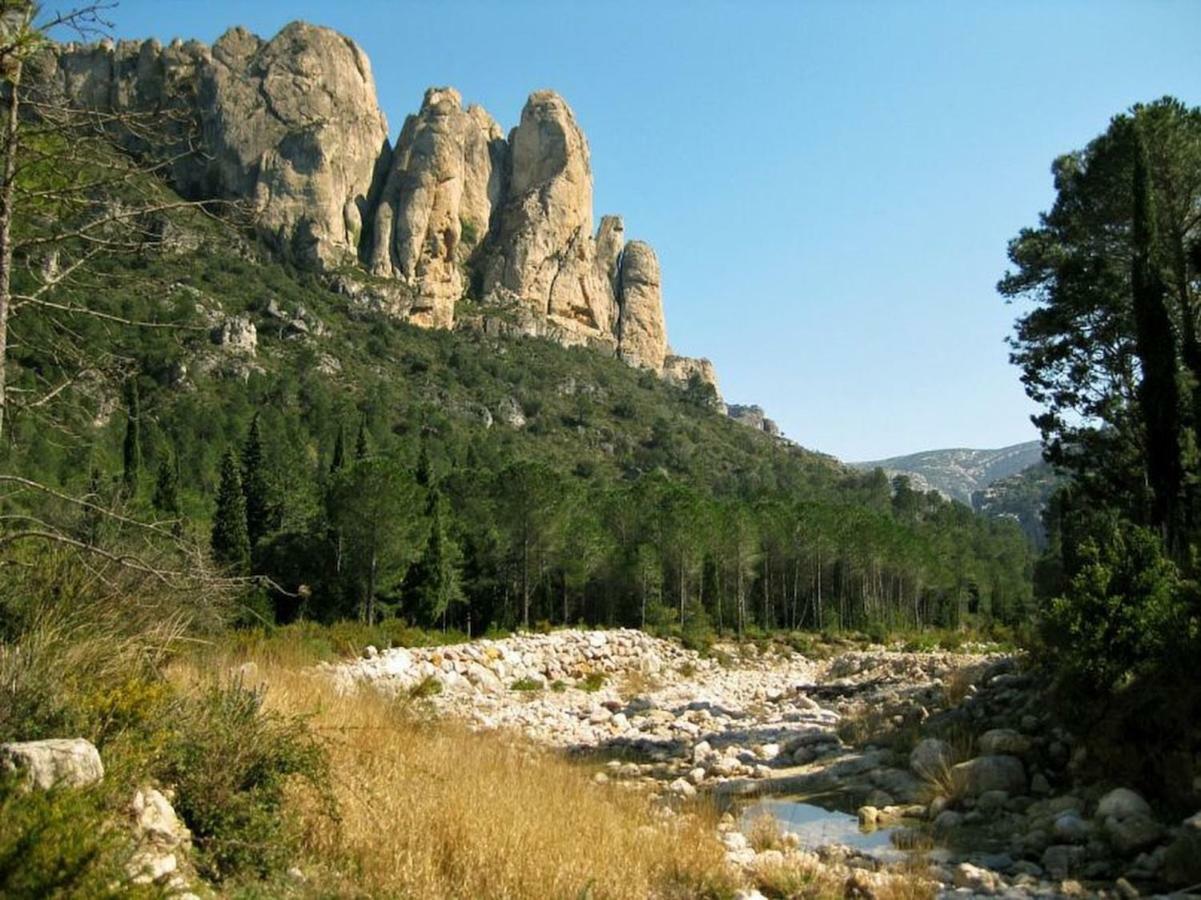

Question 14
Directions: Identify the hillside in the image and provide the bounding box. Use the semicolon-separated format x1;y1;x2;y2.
0;19;1034;640
852;440;1044;505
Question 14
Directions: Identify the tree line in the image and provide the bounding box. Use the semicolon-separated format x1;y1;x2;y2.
146;411;1034;640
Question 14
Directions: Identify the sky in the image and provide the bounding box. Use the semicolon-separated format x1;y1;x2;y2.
89;0;1200;461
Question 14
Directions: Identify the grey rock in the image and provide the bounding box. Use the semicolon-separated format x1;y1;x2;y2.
1;738;104;790
951;755;1026;797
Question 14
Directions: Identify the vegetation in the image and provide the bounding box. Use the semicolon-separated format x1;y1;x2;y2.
1001;96;1201;798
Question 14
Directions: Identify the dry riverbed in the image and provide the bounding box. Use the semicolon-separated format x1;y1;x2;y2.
326;629;1201;899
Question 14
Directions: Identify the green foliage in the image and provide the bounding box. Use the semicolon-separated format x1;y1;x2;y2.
0;777;142;900
121;378;142;494
163;680;329;882
510;677;544;692
211;449;250;571
1042;514;1195;692
578;672;606;692
241;414;272;551
152;454;180;517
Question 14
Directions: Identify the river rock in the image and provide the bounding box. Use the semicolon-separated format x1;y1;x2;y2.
950;754;1026;797
909;737;953;779
1096;788;1152;821
978;727;1032;756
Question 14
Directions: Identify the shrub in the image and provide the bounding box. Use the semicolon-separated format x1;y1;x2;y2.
162;680;330;882
0;776;141;899
511;677;543;692
410;676;444;698
578;672;606;692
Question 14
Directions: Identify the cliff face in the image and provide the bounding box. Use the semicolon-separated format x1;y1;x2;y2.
36;22;717;391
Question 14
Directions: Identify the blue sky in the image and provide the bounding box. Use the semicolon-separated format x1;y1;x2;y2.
92;1;1200;460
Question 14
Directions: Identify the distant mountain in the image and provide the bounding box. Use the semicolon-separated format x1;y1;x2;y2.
852;441;1045;505
972;461;1062;549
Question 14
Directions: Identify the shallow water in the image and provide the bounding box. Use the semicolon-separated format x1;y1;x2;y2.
739;796;914;861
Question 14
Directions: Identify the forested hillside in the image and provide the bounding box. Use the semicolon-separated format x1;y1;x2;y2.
1;178;1032;641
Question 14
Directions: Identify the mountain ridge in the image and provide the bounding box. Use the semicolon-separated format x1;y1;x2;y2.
851;440;1044;505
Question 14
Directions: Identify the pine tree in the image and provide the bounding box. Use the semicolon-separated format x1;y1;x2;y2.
122;378;142;493
152;454;180;516
329;422;346;475
412;488;464;629
415;441;433;487
242;414;271;550
211;449;250;570
354;417;369;461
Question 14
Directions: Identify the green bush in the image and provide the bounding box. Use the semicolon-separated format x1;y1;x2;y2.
0;776;142;899
578;672;606;692
163;681;329;882
1043;517;1195;692
511;677;543;692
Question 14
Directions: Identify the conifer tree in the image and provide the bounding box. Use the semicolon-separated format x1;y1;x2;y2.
122;378;142;493
211;449;250;570
242;414;271;550
1131;131;1184;551
412;488;465;629
354;417;369;461
152;454;180;516
329;422;346;474
415;441;433;487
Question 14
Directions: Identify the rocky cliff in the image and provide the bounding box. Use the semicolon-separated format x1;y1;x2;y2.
34;22;717;391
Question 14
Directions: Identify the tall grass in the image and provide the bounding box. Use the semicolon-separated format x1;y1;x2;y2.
199;656;736;899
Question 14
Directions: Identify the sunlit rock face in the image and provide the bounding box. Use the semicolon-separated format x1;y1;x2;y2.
39;24;716;384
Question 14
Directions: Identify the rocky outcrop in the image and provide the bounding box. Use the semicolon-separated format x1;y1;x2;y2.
38;23;389;268
198;23;390;267
482;92;622;346
40;23;720;386
662;355;723;405
369;87;506;327
616;241;667;370
727;404;781;437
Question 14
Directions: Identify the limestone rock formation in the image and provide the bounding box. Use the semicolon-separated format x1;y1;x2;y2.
482;91;620;346
727;404;781;437
617;241;668;370
369;87;507;328
662;355;723;405
200;23;389;267
40;24;722;389
40;23;390;268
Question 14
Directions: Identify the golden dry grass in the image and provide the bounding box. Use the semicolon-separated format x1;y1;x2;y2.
174;656;735;899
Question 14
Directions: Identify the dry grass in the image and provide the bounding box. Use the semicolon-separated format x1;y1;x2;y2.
617;668;661;699
176;657;735;899
747;811;784;852
943;665;978;706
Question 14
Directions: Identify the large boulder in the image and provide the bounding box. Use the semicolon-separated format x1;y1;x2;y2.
616;240;667;371
0;738;104;790
950;755;1026;797
1096;787;1152;820
1096;788;1161;854
909;738;954;779
369;87;507;327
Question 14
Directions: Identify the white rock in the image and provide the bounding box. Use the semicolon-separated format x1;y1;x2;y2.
0;738;104;790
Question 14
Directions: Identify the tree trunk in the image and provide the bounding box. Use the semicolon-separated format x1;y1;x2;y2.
0;60;21;442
